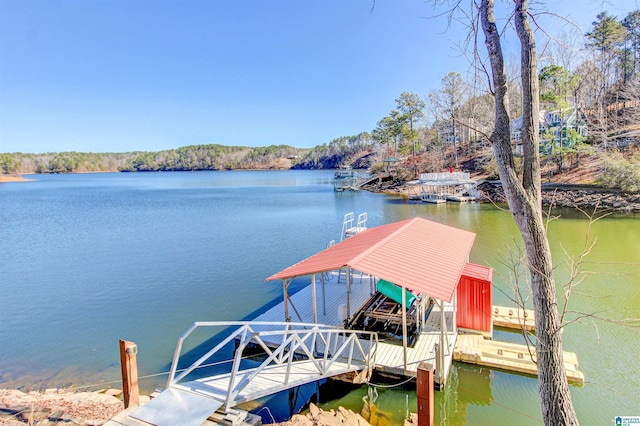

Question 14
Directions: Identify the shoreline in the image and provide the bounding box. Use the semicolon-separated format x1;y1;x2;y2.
0;388;369;426
364;179;640;213
0;388;125;425
0;174;30;183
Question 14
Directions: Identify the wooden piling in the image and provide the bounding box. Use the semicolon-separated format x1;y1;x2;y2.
416;362;434;426
119;339;140;408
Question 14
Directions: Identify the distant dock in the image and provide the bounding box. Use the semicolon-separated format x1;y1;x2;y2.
333;168;376;191
407;172;479;203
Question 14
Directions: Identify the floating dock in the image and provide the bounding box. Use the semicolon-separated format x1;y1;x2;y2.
454;334;584;384
492;305;536;331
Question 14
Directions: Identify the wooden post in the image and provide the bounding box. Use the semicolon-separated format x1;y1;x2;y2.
119;339;140;409
417;362;434;426
345;267;351;320
321;273;326;315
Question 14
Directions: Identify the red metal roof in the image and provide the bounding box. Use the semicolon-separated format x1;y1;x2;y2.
461;263;493;283
266;217;476;302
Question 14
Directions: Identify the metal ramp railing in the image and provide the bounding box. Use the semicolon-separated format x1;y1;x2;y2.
169;321;377;409
129;322;377;425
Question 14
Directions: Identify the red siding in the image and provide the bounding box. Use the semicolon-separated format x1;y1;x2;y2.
457;263;493;333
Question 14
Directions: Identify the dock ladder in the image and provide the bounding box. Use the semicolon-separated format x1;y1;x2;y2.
341;212;367;241
338;212;371;286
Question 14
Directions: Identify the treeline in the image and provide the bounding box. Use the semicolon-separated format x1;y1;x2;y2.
0;144;316;174
292;133;374;169
119;144;308;171
0;152;137;174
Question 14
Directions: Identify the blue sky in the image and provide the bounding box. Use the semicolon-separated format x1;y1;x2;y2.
0;0;637;153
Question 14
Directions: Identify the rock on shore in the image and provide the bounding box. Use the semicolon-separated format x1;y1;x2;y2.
0;388;122;425
268;403;371;426
477;181;640;212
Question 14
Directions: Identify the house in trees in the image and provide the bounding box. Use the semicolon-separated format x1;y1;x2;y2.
511;108;588;155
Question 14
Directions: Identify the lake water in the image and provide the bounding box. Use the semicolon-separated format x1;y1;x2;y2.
1;170;638;425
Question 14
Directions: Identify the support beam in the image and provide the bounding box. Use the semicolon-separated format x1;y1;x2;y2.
321;273;326;315
311;273;317;323
440;300;446;383
402;285;408;375
283;279;290;321
452;291;457;334
345;267;351;320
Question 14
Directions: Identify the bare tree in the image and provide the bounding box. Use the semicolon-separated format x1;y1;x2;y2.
440;72;465;166
479;0;579;424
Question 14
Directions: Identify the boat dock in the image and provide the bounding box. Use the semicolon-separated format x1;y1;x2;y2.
252;272;458;385
333;169;376;191
106;216;584;426
454;334;584;384
407;172;478;203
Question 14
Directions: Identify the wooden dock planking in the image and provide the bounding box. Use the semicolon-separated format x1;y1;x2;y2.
178;358;366;406
374;330;456;379
454;334;584;384
492;305;536;331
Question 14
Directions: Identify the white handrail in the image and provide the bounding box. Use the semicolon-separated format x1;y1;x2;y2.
165;321;378;409
419;172;471;181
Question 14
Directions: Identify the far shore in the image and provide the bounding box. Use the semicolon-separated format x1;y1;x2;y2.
0;174;30;182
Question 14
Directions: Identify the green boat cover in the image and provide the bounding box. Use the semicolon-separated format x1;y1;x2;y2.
376;279;416;306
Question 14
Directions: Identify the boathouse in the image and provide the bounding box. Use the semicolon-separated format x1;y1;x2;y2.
107;217;584;425
260;217;489;387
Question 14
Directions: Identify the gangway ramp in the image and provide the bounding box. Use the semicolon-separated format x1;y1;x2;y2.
125;321;378;426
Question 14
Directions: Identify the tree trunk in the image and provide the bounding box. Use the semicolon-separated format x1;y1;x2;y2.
480;1;579;425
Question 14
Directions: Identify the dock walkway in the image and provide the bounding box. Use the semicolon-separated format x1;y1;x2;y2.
123;359;365;426
108;322;376;426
